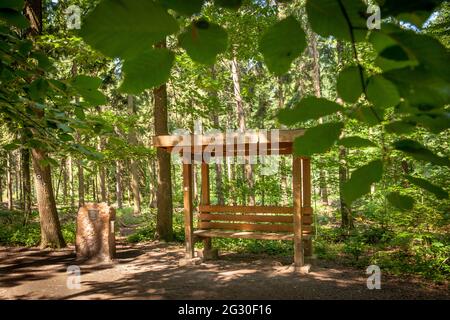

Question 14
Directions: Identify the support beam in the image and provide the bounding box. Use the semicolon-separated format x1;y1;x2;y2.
200;162;213;256
293;156;304;271
302;158;313;257
182;163;194;259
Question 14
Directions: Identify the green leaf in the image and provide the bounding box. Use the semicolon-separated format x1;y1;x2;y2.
337;66;364;103
28;78;49;102
385;121;416;134
393;139;450;167
366;75;400;108
57;122;73;133
387;192;414;211
59;133;74;142
215;0;242;10
377;0;442;27
31;52;53;71
278;97;342;125
0;0;24;10
0;8;30;29
343;160;383;204
71;75;107;106
2;142;19;151
306;0;368;42
379;45;409;61
120;48;175;94
158;0;204;16
178;19;228;65
406;175;449;200
74;106;86;121
405;112;450;134
293;122;343;156
79;0;179;59
350;106;383;126
259;16;306;76
338;136;376;148
369;30;417;72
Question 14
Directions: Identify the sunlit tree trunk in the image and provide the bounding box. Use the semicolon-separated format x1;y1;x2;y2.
127;95;141;214
68;156;75;210
7;152;13;210
153;40;173;241
31;148;66;248
115;160;123;209
231;56;255;205
21;145;32;222
77;157;84;207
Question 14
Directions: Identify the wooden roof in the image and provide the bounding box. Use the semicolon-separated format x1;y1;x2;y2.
152;129;305;156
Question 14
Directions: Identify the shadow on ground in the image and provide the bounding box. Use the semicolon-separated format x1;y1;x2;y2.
0;243;448;300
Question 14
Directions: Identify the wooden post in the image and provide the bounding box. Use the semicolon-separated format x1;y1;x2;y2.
292;156;304;270
183;163;194;259
201;162;212;250
302;157;313;257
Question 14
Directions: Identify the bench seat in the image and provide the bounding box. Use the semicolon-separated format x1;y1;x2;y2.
194;229;313;241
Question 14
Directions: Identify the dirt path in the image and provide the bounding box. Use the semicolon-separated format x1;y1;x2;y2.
0;242;448;300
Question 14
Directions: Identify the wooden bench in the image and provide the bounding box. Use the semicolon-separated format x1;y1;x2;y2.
194;205;313;242
153;130;314;271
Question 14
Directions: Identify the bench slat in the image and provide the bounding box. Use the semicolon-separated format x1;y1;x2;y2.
198;222;313;233
194;230;313;241
199;213;313;225
199;205;293;214
199;205;313;215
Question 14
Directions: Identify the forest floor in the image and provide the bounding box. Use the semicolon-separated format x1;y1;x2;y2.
0;241;449;300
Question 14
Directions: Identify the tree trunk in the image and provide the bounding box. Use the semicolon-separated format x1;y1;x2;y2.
339;145;353;229
153;40;173;241
149;159;157;207
62;159;68;205
309;29;329;205
77;158;84;207
128;95;141;214
0;174;3;204
336;40;353;229
208;67;225;205
24;0;64;246
231;56;255;205
31;148;66;248
115;161;123;209
212;115;225;205
21;146;32;223
96;136;107;203
7;153;13;210
68;156;75;210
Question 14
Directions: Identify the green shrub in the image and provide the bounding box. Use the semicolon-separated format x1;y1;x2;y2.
8;223;41;247
62;222;76;245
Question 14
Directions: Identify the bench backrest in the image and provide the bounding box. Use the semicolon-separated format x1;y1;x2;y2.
198;205;313;234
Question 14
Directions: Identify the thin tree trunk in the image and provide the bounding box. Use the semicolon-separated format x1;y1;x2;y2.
7;153;13;210
116;161;123;209
77;158;84;207
212;115;225;205
339;145;353;229
128;95;141;214
0;174;3;204
231;56;255;205
62;159;68;205
21;146;32;223
309;29;329;205
153;40;173;241
68;156;75;210
335;40;353;229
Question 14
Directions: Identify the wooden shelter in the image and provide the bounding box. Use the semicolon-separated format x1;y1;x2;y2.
153;129;313;271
